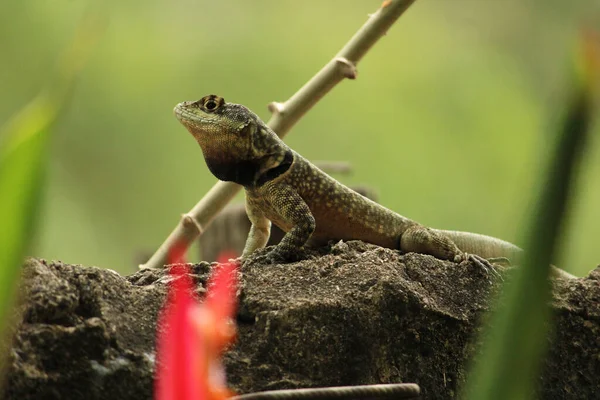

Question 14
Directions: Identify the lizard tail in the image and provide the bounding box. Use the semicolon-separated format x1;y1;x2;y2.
434;230;523;260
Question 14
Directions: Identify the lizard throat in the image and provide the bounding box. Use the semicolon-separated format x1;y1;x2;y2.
204;150;293;187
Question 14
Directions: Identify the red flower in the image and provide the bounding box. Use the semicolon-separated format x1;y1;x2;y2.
155;243;239;400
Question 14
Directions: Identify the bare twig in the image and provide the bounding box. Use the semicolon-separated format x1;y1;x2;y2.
142;0;417;269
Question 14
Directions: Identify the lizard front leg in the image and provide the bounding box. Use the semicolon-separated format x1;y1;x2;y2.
242;201;271;258
400;224;501;277
264;183;315;262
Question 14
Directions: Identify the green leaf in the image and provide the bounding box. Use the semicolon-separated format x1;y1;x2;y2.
0;96;56;332
463;31;599;400
0;8;106;367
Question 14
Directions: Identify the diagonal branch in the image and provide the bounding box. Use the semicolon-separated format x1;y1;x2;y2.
142;0;417;269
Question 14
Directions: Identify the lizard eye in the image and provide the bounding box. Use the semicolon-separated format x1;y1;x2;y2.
198;95;224;112
204;99;218;111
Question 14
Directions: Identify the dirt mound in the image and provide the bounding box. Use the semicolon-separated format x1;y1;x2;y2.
5;242;599;399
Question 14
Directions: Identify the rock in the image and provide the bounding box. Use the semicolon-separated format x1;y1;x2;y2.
4;242;599;399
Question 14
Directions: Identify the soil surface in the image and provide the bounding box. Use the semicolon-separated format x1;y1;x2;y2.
4;241;599;399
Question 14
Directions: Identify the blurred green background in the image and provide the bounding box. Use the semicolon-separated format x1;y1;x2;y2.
1;0;598;275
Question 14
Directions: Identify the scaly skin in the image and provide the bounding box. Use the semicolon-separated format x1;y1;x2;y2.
174;95;569;277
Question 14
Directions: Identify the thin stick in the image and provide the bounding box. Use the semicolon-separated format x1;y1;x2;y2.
142;0;417;269
232;383;420;400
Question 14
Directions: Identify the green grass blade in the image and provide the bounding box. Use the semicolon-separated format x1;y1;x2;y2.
0;97;56;329
0;9;105;373
463;31;599;400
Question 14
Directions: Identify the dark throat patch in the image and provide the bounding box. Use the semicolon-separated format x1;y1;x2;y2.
204;158;261;187
204;150;293;187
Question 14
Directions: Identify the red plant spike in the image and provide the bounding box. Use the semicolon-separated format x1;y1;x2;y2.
191;251;239;400
155;244;239;400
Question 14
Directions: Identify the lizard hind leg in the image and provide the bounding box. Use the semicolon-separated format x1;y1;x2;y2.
400;225;502;279
400;225;464;261
400;224;463;262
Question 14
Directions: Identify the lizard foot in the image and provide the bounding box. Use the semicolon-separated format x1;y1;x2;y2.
253;251;287;265
460;253;504;281
211;256;242;266
251;247;307;265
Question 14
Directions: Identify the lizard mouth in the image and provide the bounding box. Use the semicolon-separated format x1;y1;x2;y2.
173;102;217;133
173;102;193;122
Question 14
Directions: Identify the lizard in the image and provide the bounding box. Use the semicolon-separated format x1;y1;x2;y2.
173;95;572;278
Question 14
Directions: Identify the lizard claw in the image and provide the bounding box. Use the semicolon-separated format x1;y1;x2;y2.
252;247;307;265
461;253;504;281
255;253;283;265
227;256;242;265
251;249;290;265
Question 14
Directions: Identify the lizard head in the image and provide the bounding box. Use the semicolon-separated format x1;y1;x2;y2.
174;95;291;187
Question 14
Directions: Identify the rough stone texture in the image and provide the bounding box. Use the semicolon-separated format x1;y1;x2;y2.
4;242;599;400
